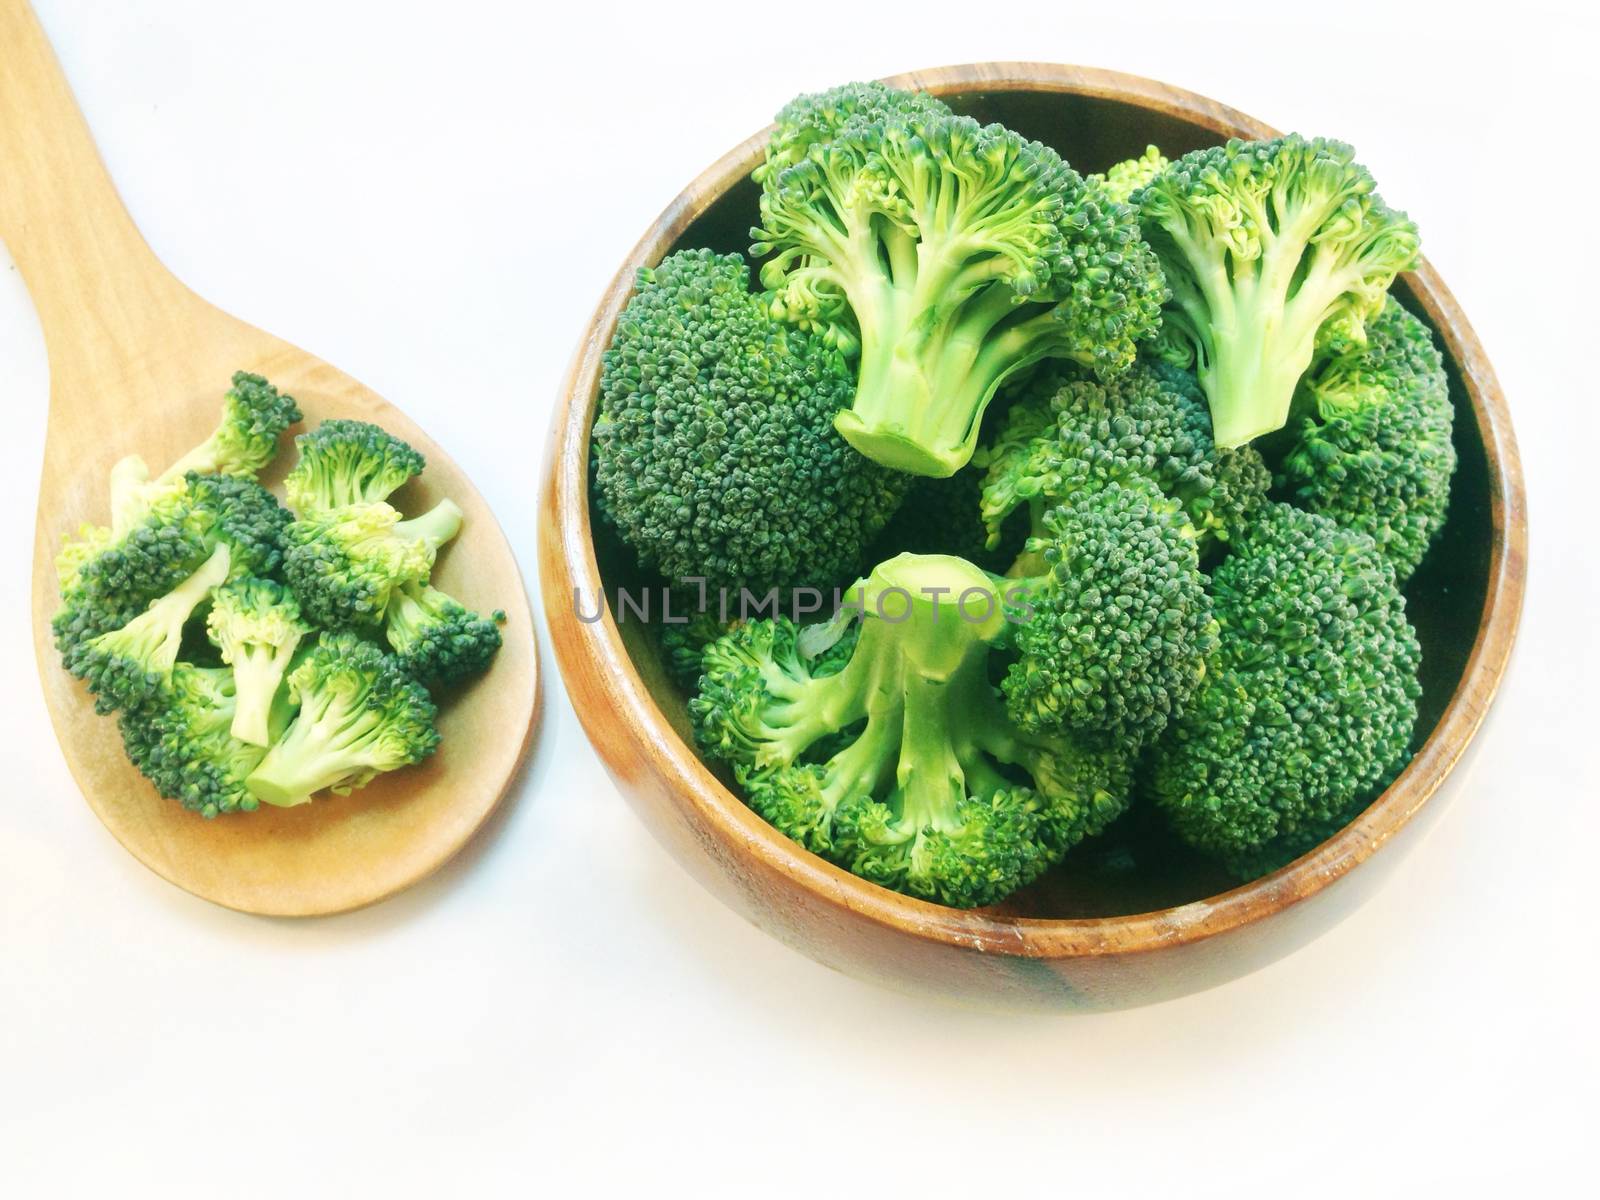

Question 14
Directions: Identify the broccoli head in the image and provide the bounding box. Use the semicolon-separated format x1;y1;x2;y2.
593;247;906;592
978;361;1270;552
284;419;427;514
751;83;1166;477
282;498;461;629
107;372;301;533
244;631;440;807
205;576;310;746
1093;145;1169;205
1148;502;1422;878
384;581;504;685
53;472;290;657
1134;135;1419;447
691;554;1132;908
118;664;290;818
1279;297;1456;580
63;542;232;715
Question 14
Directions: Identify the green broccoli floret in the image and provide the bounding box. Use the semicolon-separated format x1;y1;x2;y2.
1093;145;1169;205
753;80;954;187
978;361;1270;552
284;419;427;514
205;577;310;746
64;543;232;715
751;83;1166;477
593;247;906;592
282;498;461;629
1148;502;1422;878
691;554;1132;908
244;631;440;807
106;372;301;533
118;664;291;818
1279;297;1456;580
53;473;291;658
1134;135;1419;447
384;581;503;684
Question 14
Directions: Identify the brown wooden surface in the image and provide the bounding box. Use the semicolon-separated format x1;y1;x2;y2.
2;0;539;917
539;62;1528;1009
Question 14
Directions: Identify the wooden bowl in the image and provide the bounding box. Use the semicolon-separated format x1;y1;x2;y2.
539;63;1527;1010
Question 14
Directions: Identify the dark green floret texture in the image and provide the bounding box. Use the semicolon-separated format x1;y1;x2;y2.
1279;298;1456;580
593;89;1454;908
593;248;907;592
1148;503;1421;877
51;372;502;817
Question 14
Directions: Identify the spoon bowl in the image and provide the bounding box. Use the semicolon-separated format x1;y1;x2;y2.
3;0;538;915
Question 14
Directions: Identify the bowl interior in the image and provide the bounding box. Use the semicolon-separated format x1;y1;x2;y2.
588;87;1494;919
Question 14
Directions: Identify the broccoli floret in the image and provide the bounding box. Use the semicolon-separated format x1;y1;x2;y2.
593;248;906;592
244;631;440;807
118;664;291;818
1093;145;1169;205
754;80;954;187
63;543;232;715
1134;135;1419;447
107;373;301;533
53;473;290;656
1148;502;1421;878
978;361;1270;552
282;498;461;629
205;577;310;746
750;83;1166;477
284;419;427;514
1279;297;1457;580
384;581;504;684
691;554;1132;908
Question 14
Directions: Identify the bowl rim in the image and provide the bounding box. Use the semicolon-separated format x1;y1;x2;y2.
542;62;1528;959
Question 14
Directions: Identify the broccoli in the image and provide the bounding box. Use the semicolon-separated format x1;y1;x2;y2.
751;83;1166;477
971;362;1254;744
282;497;461;629
691;554;1132;908
205;577;310;746
63;543;232;715
1134;135;1420;447
978;361;1270;553
284;419;426;514
1278;297;1456;580
1148;502;1421;878
244;631;440;807
118;664;291;818
1093;145;1169;205
868;467;1027;574
106;372;301;534
383;581;504;684
593;248;906;591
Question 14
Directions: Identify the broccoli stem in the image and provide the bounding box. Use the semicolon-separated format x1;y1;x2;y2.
244;693;382;807
395;498;463;553
228;646;294;747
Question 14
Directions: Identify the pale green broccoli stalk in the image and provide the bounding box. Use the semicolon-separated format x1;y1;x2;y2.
245;632;440;807
1134;135;1419;447
206;576;311;746
593;248;907;591
1149;502;1421;878
284;419;427;514
66;543;232;715
1279;297;1456;580
690;554;1132;908
751;83;1166;477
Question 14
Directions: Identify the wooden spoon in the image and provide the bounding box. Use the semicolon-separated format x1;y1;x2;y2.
1;0;539;916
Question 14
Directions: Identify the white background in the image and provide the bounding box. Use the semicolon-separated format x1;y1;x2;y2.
2;0;1596;1194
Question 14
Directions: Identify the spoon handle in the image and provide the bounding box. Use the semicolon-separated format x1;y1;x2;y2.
0;0;183;372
